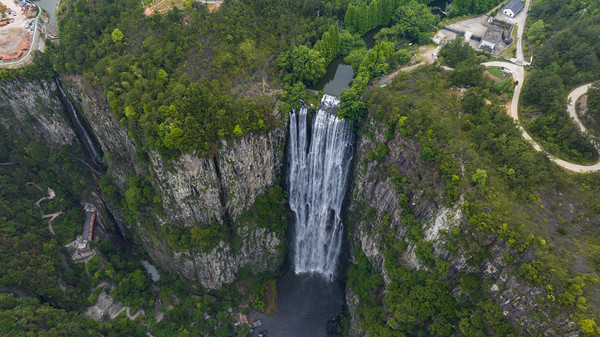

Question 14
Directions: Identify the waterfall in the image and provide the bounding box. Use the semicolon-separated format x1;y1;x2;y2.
55;78;104;167
288;95;354;279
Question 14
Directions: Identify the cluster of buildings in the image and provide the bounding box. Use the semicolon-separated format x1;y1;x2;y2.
1;0;36;26
480;0;524;52
435;0;526;55
503;0;525;18
0;2;13;27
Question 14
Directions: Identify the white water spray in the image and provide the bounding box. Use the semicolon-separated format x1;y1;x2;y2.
288;95;354;279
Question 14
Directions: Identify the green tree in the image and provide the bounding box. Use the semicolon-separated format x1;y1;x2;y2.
579;319;597;334
588;84;600;121
233;124;243;137
527;20;546;39
392;0;439;43
278;45;326;86
239;39;256;71
472;169;487;186
111;28;124;44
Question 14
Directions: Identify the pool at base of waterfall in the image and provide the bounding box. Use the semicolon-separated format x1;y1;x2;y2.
249;271;344;337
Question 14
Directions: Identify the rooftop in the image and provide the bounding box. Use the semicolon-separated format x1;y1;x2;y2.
482;26;504;45
504;0;524;13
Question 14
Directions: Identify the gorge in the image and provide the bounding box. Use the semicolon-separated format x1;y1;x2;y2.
1;66;591;336
248;95;354;336
3;0;600;331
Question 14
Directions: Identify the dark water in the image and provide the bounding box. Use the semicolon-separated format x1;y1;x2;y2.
249;272;344;337
310;58;353;96
33;0;59;23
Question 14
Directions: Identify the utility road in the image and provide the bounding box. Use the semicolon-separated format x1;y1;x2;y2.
483;0;600;172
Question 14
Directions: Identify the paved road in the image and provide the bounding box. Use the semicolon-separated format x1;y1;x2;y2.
485;61;600;172
483;61;543;153
515;0;531;62
567;84;594;133
484;0;600;172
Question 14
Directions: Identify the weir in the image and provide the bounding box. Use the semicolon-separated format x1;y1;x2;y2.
288;95;354;278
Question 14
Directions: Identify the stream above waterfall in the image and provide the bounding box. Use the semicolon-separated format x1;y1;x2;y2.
309;58;354;96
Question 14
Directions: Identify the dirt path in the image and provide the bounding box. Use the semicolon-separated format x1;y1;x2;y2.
42;212;61;235
28;182;60;235
377;45;438;87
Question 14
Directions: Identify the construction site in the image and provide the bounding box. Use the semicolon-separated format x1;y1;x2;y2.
0;0;37;63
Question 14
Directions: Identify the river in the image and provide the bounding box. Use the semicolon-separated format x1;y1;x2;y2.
33;0;59;23
249;272;344;337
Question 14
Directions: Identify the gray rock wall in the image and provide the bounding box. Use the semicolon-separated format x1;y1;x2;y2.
345;116;578;336
0;79;75;145
60;75;287;289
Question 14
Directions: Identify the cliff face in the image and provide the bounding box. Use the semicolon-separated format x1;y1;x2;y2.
147;125;285;227
347;116;449;273
345;113;578;336
0;79;75;145
59;76;287;289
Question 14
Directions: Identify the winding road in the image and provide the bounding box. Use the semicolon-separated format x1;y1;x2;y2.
482;0;600;173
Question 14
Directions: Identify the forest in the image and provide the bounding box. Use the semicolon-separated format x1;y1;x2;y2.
521;0;600;164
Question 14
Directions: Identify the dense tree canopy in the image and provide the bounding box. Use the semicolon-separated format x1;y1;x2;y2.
40;0;342;158
521;0;600;164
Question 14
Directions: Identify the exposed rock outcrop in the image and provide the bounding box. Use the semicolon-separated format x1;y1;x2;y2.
0;79;75;145
345;114;579;336
59;75;287;289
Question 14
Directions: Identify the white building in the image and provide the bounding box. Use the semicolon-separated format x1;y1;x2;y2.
503;0;524;18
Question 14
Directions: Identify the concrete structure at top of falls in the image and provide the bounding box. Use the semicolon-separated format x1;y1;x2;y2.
288;94;354;279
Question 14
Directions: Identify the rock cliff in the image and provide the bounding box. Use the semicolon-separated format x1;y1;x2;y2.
1;76;287;290
345;110;578;336
0;79;75;145
59;76;287;289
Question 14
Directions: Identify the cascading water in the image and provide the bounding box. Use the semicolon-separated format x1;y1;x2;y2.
55;78;104;168
288;94;354;278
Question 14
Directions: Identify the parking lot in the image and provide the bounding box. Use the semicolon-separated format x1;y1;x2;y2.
445;15;489;38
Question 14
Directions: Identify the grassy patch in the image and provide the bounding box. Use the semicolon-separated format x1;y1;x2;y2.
488;67;504;79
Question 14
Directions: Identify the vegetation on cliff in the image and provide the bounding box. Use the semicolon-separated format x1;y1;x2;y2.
3;0;600;335
344;38;600;334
